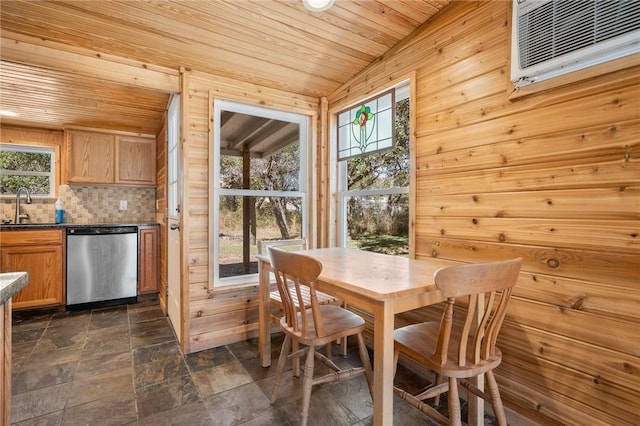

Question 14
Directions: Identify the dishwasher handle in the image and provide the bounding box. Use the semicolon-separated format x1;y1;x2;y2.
67;226;138;235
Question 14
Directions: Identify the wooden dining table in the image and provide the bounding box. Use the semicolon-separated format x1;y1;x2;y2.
257;247;470;426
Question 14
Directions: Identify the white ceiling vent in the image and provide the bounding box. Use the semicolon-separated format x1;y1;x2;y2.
511;0;640;90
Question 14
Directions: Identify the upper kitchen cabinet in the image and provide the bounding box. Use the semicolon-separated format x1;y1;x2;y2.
117;135;156;185
65;130;115;184
65;129;156;186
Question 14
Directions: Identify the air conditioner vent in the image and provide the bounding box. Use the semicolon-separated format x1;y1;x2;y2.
512;0;640;89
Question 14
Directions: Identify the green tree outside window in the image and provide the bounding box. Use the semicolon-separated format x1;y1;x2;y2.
0;145;54;196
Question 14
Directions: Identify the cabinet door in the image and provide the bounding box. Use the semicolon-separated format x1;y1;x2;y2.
139;227;159;294
0;302;10;425
1;245;64;309
117;136;156;185
66;130;115;183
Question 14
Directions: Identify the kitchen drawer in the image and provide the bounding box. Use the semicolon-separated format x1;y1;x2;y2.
1;230;63;246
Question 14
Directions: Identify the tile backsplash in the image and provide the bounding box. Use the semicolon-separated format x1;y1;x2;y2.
1;185;156;224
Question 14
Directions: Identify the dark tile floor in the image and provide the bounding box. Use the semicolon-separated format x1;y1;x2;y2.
10;299;478;425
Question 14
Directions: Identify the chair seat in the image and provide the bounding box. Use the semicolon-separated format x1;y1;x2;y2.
281;304;365;345
394;322;502;379
270;286;338;308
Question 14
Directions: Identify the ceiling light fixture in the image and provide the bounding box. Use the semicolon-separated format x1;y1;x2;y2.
0;110;19;117
303;0;334;12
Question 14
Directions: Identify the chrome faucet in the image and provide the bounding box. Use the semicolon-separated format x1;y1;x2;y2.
15;187;32;224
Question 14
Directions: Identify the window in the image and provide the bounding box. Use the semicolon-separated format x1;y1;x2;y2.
336;83;411;256
167;95;181;218
212;100;310;287
0;144;55;197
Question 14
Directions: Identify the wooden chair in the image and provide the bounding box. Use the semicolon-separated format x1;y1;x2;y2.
393;258;523;426
258;238;347;359
267;247;373;426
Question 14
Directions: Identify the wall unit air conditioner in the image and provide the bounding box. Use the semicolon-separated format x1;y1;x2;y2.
511;0;640;90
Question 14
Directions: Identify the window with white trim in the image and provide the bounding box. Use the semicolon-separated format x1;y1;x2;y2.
0;144;55;197
337;83;410;256
167;95;181;219
212;100;311;287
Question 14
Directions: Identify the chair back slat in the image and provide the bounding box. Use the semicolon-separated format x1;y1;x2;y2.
483;287;513;359
458;293;477;366
268;247;325;338
434;301;453;365
277;271;296;331
258;238;307;254
433;258;522;367
309;286;325;337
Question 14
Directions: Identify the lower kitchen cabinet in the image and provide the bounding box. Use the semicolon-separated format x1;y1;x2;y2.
139;226;159;294
0;229;64;310
1;295;11;425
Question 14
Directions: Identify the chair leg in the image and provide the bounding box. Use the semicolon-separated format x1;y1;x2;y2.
393;348;400;377
434;373;442;406
448;377;462;426
300;345;316;426
340;336;348;356
270;334;291;403
340;302;348;356
292;339;301;377
357;332;373;395
486;370;507;426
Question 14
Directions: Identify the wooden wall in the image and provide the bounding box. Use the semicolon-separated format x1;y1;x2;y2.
327;2;639;425
180;69;319;353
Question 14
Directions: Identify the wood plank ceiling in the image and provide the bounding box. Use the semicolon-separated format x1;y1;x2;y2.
0;0;451;135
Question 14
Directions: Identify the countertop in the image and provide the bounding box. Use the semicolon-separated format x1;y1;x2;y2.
0;222;159;231
0;272;28;305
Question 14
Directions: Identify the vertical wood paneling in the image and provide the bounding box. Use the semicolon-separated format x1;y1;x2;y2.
328;2;639;425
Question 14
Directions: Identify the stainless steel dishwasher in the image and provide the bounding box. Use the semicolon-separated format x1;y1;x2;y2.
66;226;138;309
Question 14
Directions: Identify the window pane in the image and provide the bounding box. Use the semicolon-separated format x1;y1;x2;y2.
346;194;409;256
220;143;300;191
167;96;180;216
0;175;50;195
1;151;51;171
377;91;392;110
337;90;395;160
218;195;303;278
346;97;409;191
0;145;54;196
377;108;393;141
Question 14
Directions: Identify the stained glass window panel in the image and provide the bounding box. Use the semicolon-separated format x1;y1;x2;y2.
337;90;395;161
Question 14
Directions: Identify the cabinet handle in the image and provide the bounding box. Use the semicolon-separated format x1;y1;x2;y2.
170;223;180;230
